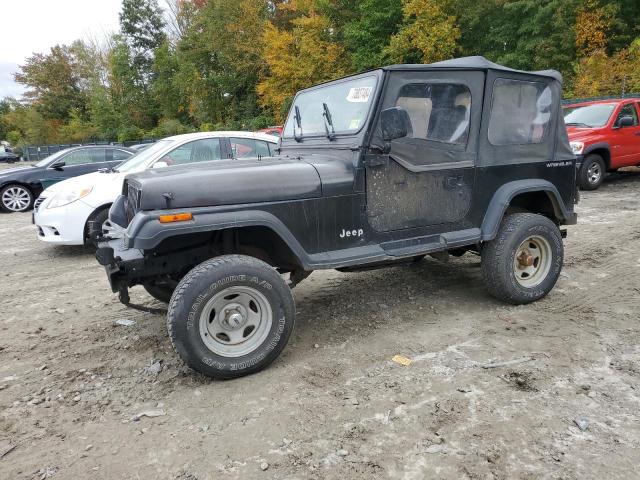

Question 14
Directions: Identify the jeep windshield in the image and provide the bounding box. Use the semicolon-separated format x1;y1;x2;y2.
283;76;378;139
564;103;615;128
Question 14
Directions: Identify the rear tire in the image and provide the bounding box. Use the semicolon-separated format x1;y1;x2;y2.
579;154;605;190
481;213;563;305
167;255;295;379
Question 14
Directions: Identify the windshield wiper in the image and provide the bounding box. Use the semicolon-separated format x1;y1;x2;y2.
293;105;303;142
566;122;592;128
322;102;336;140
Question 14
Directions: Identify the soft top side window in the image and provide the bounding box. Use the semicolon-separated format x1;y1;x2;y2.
488;78;553;145
395;83;471;146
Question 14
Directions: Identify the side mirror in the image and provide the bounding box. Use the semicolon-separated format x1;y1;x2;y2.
152;161;169;169
380;107;411;142
615;116;635;128
51;161;65;170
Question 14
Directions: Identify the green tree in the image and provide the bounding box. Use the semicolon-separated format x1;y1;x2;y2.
451;0;579;75
173;0;270;127
385;0;460;64
258;5;349;121
120;0;166;85
343;0;403;71
14;45;88;121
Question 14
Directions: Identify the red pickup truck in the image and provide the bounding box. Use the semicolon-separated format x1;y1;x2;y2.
564;98;640;190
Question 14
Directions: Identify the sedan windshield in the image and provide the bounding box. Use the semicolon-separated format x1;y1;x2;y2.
283;75;378;138
564;103;615;127
116;140;173;173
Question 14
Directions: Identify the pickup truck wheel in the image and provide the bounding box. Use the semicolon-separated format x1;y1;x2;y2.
167;255;295;379
1;184;33;212
481;213;563;305
579;154;605;190
143;282;174;303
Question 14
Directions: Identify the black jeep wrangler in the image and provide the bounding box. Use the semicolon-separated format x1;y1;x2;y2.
96;57;577;379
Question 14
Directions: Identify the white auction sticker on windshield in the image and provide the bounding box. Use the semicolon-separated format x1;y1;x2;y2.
347;87;373;103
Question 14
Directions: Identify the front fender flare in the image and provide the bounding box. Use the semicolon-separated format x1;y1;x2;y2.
480;180;575;242
125;208;313;269
583;142;610;157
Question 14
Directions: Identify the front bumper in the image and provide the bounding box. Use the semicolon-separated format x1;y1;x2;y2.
33;199;94;245
95;238;144;292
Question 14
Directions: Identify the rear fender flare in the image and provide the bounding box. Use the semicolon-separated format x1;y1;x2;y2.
481;180;572;242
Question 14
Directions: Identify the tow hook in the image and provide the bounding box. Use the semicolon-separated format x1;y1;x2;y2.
118;287;130;305
118;287;166;315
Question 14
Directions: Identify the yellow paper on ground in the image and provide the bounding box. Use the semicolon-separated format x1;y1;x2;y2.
392;355;412;366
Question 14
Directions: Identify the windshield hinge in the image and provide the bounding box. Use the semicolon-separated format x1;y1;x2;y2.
363;154;388;168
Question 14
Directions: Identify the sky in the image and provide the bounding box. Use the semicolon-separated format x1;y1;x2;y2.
0;0;123;99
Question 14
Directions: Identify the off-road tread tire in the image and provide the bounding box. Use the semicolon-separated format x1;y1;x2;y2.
167;254;295;379
481;213;563;305
579;154;605;191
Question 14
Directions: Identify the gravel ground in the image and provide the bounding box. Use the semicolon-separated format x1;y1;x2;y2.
1;167;639;479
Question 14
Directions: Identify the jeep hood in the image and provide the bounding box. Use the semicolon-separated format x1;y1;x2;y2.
128;158;322;210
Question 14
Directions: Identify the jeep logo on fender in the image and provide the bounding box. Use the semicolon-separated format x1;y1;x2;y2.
340;228;364;238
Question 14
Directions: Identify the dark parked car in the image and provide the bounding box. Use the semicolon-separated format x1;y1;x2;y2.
0;146;20;163
0;145;134;212
97;56;578;379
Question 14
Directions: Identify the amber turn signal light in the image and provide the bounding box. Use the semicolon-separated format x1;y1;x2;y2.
159;213;193;223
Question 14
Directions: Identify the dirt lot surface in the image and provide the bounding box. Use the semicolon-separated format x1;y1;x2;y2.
1;167;640;480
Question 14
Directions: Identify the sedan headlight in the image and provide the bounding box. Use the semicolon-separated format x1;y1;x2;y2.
47;186;93;209
570;141;584;154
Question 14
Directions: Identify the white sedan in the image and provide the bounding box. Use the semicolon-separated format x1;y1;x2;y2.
33;131;278;245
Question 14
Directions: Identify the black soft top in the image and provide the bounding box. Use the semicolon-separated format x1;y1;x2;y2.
384;56;563;83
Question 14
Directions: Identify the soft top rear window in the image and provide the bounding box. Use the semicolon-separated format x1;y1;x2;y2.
488;78;553;146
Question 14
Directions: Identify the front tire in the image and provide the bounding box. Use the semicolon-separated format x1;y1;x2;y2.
86;208;110;246
481;213;563;305
167;255;295;379
1;184;34;212
579;154;605;190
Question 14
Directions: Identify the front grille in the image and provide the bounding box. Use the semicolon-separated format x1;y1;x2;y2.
125;183;142;224
34;197;46;212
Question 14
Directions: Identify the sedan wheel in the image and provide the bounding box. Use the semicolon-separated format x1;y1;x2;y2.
1;185;33;212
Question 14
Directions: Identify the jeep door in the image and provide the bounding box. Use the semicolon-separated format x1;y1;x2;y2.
609;102;640;168
365;71;483;232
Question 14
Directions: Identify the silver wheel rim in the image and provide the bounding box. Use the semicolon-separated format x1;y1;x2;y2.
2;186;31;211
513;235;552;288
199;286;273;357
587;162;601;185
